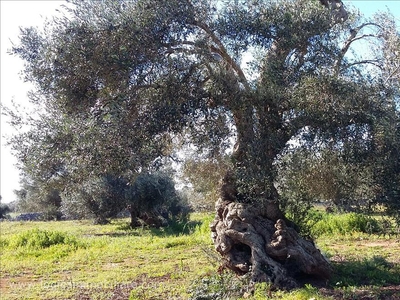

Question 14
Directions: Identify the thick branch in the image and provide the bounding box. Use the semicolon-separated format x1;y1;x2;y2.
193;20;250;92
319;0;348;22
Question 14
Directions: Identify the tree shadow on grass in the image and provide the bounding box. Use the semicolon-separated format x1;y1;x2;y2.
313;256;400;300
149;219;203;237
330;255;400;287
115;219;203;237
294;256;400;299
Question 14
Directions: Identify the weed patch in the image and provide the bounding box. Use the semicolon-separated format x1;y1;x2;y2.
271;284;330;300
188;271;251;300
8;229;81;250
164;237;192;248
311;213;380;237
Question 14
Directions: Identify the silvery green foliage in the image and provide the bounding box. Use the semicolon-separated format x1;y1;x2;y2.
6;0;399;220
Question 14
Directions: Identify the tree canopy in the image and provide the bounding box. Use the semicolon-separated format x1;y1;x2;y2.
5;0;399;287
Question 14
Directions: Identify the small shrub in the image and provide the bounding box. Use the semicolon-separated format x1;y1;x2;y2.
297;207;324;237
280;196;324;237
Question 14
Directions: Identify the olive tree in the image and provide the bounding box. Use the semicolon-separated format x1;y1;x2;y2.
7;0;399;288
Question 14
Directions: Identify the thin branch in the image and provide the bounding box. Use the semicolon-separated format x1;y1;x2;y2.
334;22;383;76
348;33;381;44
163;46;198;56
160;41;197;48
346;59;382;69
384;65;400;84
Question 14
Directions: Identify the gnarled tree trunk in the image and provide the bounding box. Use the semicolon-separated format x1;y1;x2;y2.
210;167;332;289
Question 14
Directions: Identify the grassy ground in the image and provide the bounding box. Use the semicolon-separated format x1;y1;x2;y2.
0;213;399;299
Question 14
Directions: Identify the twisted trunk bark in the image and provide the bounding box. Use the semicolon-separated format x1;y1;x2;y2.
210;190;332;288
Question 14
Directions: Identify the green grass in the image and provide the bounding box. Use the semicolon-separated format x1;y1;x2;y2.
0;214;216;299
1;212;399;299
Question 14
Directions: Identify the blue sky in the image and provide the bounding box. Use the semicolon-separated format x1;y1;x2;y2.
344;0;400;17
1;1;399;203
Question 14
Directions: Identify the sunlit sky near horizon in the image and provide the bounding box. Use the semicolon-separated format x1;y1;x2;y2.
1;1;399;203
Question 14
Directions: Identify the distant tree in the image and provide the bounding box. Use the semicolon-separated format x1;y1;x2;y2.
61;174;128;224
6;0;399;287
276;147;376;234
126;172;189;227
0;196;11;219
371;107;400;223
182;156;230;211
5;201;17;213
60;171;188;226
13;174;62;220
278;148;375;206
0;204;10;219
